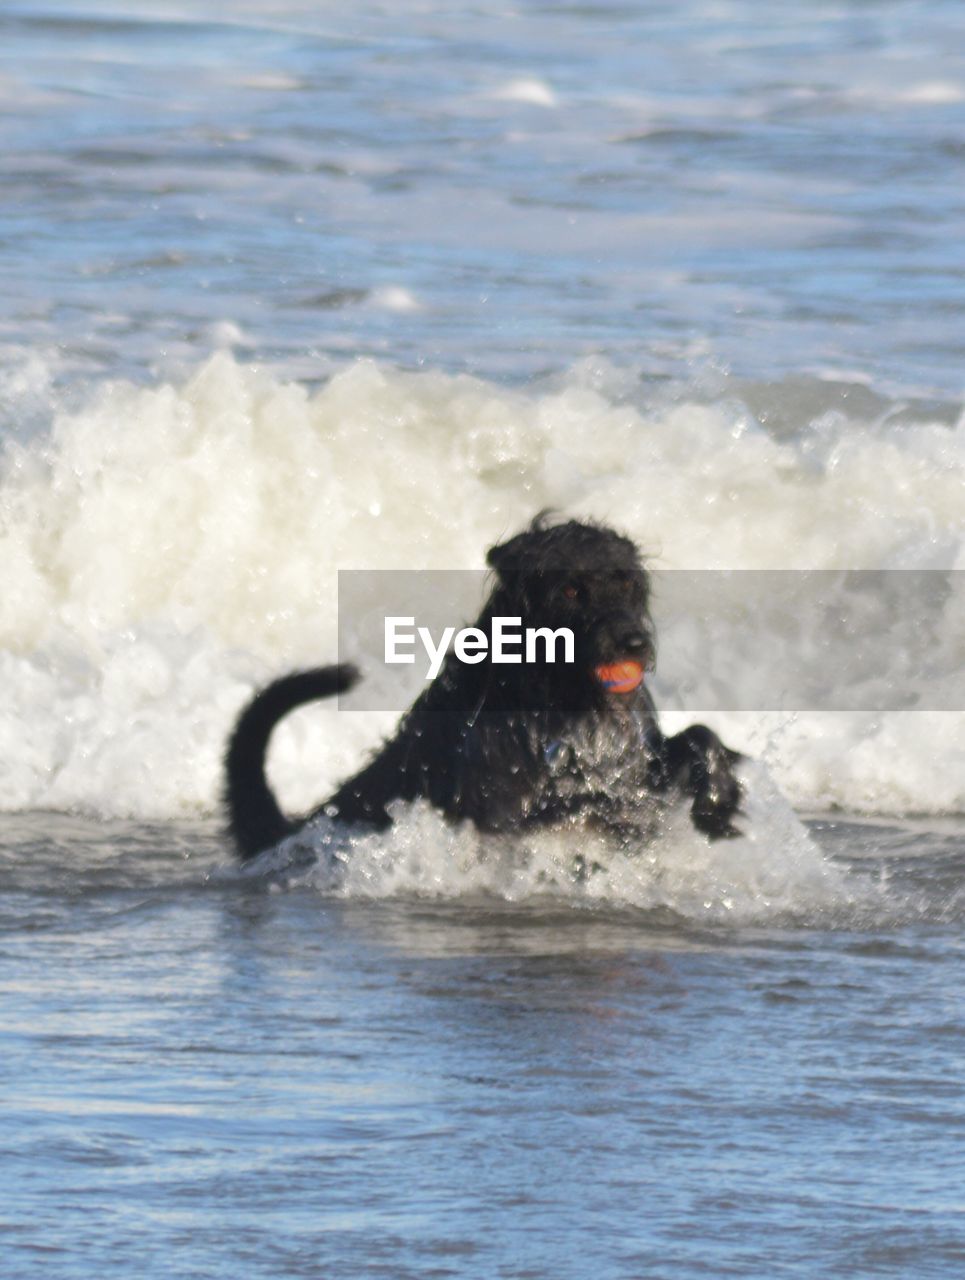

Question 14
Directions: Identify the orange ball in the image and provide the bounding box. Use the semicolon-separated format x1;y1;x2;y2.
594;660;644;694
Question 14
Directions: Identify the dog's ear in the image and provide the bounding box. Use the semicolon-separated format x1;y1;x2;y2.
486;532;525;577
488;527;534;578
488;513;555;576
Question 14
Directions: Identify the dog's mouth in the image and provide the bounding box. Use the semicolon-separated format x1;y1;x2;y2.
593;660;644;695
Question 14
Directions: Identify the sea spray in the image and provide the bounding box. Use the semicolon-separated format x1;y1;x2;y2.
1;354;962;819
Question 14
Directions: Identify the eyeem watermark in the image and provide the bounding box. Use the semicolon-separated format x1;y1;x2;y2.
385;616;574;680
338;569;965;712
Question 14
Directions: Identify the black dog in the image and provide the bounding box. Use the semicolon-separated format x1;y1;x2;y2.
225;516;742;861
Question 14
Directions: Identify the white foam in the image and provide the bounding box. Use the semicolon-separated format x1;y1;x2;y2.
368;286;421;313
0;354;962;822
235;73;304;92
490;78;559;108
893;82;964;105
252;760;851;924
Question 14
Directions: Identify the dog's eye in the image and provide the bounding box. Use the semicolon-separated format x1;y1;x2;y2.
563;583;579;600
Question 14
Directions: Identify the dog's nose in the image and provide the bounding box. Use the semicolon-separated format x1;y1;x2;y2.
621;630;650;654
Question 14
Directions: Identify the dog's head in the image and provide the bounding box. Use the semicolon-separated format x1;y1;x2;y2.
485;514;655;706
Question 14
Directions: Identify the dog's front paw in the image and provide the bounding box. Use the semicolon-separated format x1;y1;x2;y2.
664;723;744;842
692;804;743;840
690;773;743;841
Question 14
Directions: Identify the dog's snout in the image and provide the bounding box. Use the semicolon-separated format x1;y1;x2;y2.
592;612;654;666
619;628;654;668
621;629;649;654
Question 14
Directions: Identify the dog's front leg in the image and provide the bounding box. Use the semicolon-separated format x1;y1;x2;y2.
662;725;743;839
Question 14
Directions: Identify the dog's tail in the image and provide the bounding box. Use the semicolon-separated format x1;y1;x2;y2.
225;665;359;861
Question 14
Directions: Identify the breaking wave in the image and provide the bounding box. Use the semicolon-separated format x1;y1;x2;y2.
1;353;963;822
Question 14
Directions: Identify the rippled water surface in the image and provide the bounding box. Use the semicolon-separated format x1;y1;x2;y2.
2;814;964;1279
1;0;963;395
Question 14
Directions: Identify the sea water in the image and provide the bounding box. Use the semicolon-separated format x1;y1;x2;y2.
1;2;963;1277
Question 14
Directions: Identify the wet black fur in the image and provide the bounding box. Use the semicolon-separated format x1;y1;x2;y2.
225;516;743;861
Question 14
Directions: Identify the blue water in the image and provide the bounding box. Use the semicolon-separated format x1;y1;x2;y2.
1;0;963;396
1;3;964;1277
2;816;964;1280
